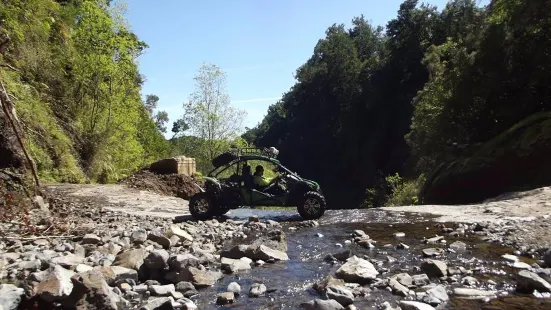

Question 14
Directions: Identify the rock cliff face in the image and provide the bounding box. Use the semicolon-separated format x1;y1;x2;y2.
420;112;551;205
0;100;26;171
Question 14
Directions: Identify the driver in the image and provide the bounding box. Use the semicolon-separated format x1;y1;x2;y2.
253;165;273;189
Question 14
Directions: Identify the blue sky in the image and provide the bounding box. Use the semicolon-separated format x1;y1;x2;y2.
123;0;488;137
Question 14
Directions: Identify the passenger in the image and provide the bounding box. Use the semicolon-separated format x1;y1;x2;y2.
241;164;254;188
253;165;273;189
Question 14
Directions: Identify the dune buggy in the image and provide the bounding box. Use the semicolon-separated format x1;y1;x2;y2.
188;147;326;220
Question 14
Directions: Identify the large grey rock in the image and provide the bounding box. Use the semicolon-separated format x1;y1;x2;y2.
517;270;551;293
0;284;25;310
67;270;119;310
392;273;413;288
167;254;201;271
326;285;354;306
313;276;346;293
421;259;448;278
399;301;436;310
449;241;467;252
145;250;170;270
150;284;175;296
170;225;194;242
131;230;148;244
139;297;173;310
502;254;519;263
426;285;449;304
52;254;84;268
221;257;252;273
389;279;409;296
184;267;223;288
246;245;289;261
33;265;75;302
302;299;345;310
453;288;498;299
335;256;379;284
220;244;249;259
249;283;267;297
113;248;148;271
412;274;431;286
95;266;138;285
148;231;171;249
227;282;241;295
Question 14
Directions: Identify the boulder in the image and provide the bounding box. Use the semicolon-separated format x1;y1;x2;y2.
169;225;193;242
220;244;248;259
517;270;551;293
422;248;444;258
313;276;346;293
131;230;147;244
150;284;175;296
246;245;289;261
220;257;252;273
113;248;148;271
0;284;25;310
66;270;119;310
391;273;414;288
421;260;448;278
138;297;173;310
449;241;467;252
426;285;449;304
82;234;102;245
216;292;235;305
148;231;171;249
326;285;354;306
335;256;379;284
453;288;498;299
302;299;345;310
227;282;241;295
249;283;267;297
95;266;138;285
33;265;75;302
389;279;409;296
399;301;436;310
145;250;170;270
168;254;201;271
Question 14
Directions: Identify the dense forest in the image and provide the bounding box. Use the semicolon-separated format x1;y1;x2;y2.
244;0;551;208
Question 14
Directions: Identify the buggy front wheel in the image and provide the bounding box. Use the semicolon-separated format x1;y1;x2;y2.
297;191;326;220
189;192;215;220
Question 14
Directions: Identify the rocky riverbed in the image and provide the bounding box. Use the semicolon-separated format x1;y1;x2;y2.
2;184;551;310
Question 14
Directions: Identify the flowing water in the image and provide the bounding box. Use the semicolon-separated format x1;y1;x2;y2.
187;209;551;309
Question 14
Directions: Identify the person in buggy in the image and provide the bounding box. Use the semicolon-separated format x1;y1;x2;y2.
253;165;284;195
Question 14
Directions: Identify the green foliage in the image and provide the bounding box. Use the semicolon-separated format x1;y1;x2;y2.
1;0;169;183
385;173;425;207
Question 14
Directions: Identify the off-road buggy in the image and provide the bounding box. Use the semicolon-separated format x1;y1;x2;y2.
188;147;326;220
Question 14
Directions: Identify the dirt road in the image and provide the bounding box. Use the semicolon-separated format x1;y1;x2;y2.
44;183;190;218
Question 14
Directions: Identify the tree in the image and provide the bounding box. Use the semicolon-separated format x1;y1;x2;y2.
154;111;169;133
171;118;189;139
183;63;246;161
144;94;159;115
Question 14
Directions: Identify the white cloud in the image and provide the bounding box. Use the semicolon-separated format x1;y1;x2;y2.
231;97;280;104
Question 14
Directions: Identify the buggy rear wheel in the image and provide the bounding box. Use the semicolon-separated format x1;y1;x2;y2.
189;192;215;220
297;191;326;220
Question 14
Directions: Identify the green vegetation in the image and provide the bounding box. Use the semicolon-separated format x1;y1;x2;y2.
0;0;169;183
244;0;551;207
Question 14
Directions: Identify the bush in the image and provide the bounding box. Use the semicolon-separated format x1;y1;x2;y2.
385;173;425;207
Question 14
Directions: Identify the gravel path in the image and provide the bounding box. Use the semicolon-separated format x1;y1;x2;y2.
44;183;190;218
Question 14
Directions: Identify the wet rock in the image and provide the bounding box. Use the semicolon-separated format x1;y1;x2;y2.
178;297;198;309
392;273;413;287
335;256;379;284
332;250;352;261
139;297;173;310
131;230;147;244
220;244;248;259
170;224;194;242
421;259;448;278
113;248;148;271
246;245;289;261
397;243;410;250
221;257;252;273
422;248;445;258
389;279;409;296
394;232;405;238
462;276;479;286
512;262;532;269
33;265;75;302
449;241;467;252
17;259;42;271
150;284;175;296
353;230;367;237
425;285;449;305
313;276;346;293
227;282;241;295
425;236;444;244
145;250;170;270
326;285;354;306
148;231;171;249
517;270;551;293
543;249;551;267
399;300;436;310
217;292;235;305
302;298;345;310
380;301;401;310
82;234;102;245
0;284;25;310
502;254;519;263
249;283;267;297
175;281;195;292
453;288;497;299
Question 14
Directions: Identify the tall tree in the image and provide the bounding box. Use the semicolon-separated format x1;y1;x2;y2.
183;63;246;162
